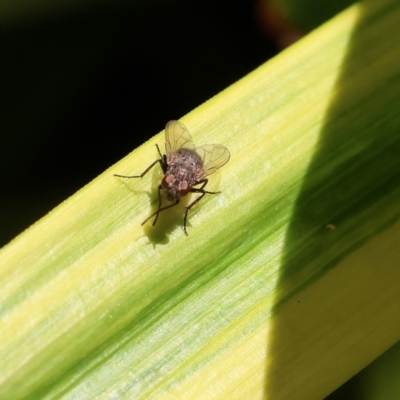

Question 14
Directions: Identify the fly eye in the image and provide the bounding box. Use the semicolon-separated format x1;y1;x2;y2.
179;181;190;196
162;175;174;189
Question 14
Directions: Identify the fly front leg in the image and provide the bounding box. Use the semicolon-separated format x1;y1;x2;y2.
183;179;220;235
142;185;180;226
191;178;221;195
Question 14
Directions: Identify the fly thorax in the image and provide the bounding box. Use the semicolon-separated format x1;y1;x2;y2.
167;149;205;186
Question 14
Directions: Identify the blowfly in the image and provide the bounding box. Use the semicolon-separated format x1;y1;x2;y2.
114;120;230;235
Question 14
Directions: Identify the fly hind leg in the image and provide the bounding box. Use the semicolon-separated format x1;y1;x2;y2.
114;145;167;179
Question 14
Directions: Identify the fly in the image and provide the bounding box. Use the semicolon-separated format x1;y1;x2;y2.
114;120;230;235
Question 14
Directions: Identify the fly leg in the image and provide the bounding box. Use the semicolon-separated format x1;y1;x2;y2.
142;185;180;226
183;179;220;235
114;145;167;178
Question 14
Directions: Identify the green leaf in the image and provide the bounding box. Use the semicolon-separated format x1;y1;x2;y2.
1;0;400;398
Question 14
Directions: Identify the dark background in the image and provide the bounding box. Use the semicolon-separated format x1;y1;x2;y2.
0;0;277;247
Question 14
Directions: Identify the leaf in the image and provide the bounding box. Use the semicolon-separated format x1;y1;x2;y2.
1;0;400;398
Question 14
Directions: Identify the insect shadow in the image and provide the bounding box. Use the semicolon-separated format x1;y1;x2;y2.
115;176;186;244
114;120;230;237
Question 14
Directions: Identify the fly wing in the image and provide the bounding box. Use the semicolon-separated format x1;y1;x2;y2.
195;144;230;176
165;120;195;154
